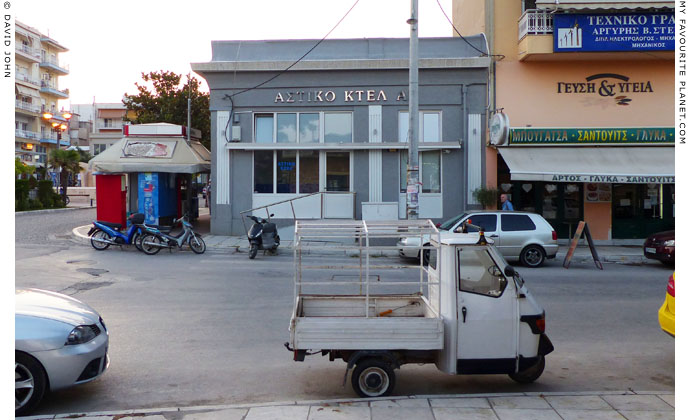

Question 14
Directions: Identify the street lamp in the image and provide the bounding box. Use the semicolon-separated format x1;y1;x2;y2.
42;110;72;146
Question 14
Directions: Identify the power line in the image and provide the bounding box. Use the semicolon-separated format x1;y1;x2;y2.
434;0;505;60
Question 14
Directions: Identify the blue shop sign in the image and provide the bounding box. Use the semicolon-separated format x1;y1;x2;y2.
553;13;674;52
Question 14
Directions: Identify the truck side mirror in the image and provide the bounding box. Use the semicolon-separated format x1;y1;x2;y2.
504;265;516;277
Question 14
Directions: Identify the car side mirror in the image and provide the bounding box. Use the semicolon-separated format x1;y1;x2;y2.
504;265;515;277
269;213;275;218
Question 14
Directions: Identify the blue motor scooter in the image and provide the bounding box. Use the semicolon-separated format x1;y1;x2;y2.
88;213;149;251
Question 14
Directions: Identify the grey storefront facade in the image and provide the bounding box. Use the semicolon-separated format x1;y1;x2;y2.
192;37;490;235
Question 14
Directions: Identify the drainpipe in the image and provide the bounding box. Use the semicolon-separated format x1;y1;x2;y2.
462;84;468;211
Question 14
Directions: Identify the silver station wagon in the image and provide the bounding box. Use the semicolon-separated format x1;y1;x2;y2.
398;211;559;267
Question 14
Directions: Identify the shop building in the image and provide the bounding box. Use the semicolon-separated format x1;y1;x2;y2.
192;37;489;235
454;0;674;242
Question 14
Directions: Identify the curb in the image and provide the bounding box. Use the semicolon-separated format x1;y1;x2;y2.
16;206;95;216
19;390;674;419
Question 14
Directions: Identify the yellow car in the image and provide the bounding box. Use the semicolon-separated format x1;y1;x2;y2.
658;273;675;337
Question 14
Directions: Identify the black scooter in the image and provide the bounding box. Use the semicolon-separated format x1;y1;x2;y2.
246;214;280;259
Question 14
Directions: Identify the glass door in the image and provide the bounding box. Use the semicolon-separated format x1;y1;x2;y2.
323;152;352;218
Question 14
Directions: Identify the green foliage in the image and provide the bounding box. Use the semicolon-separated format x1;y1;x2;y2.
15;158;35;178
473;187;500;209
28;199;43;210
16;179;29;203
123;71;211;149
77;149;93;163
37;180;55;203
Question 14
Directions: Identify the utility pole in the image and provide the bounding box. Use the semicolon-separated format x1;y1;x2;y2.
406;0;420;220
187;73;192;144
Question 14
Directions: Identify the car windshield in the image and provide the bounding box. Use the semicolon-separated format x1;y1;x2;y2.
439;213;467;231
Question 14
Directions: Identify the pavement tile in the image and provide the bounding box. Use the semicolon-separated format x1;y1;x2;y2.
429;397;492;408
183;408;248;419
618;411;675;420
433;407;499;420
555;409;626;420
16;416;55;420
493;408;562;420
545;395;612;410
657;394;675;407
119;416;167;420
338;401;370;407
245;405;310;420
490;396;551;410
370;398;430;408
602;395;674;411
371;407;434;420
307;405;371;420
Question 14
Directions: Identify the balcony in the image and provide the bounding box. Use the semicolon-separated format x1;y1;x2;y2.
40;81;70;98
98;122;125;130
15;44;41;62
39;56;69;75
16;100;41;114
16;73;41;88
517;10;555;60
15;129;41;142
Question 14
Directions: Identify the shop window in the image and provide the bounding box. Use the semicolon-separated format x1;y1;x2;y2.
542;184;558;220
253;151;274;193
458;248;505;298
517;183;536;212
501;214;536;232
276;150;297;193
324;113;352;143
400;151;442;193
299;113;319;143
277;114;297;143
399;111;442;142
255;114;274;143
299;150;319;193
421;152;441;193
326;152;350;191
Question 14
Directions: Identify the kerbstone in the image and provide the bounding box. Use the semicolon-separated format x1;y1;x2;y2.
183;408;248;419
430;397;492;408
545;395;612;410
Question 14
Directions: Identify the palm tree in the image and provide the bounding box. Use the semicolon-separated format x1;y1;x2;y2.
48;149;81;203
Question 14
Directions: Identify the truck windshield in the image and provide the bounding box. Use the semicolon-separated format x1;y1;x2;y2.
439;213;467;231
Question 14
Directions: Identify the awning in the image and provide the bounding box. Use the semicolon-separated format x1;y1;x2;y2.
88;137;211;174
536;0;674;10
15;84;40;98
498;146;674;184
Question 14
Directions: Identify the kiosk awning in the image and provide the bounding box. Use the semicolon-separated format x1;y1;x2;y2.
89;137;211;174
498;146;674;184
535;0;674;10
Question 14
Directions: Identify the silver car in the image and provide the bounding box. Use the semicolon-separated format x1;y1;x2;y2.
15;289;109;416
398;211;558;267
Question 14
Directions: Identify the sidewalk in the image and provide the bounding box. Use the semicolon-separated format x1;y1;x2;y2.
71;220;651;265
20;391;674;420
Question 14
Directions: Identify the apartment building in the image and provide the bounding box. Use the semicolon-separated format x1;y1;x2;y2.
15;20;70;167
70;103;135;156
454;0;674;241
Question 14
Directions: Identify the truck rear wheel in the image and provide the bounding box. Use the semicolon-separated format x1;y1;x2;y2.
351;358;396;398
508;356;545;384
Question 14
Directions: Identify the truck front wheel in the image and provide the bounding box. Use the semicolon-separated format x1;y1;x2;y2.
352;358;396;398
508;356;545;384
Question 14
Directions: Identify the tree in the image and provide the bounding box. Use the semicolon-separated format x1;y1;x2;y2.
123;71;211;149
15;158;35;179
48;149;81;202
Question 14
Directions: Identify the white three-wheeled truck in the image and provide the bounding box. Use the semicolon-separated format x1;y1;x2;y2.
286;220;554;397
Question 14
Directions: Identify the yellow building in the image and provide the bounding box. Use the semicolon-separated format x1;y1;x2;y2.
15;20;70;168
454;0;674;241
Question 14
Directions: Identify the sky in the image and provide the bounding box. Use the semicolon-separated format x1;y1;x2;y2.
16;0;455;106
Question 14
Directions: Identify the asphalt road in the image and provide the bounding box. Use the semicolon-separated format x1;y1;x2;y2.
15;210;675;415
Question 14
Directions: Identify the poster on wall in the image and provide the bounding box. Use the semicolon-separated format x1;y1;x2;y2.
585;183;612;202
138;173;159;225
553;13;674;52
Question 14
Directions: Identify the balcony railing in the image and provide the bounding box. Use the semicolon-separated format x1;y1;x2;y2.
39;56;69;74
98;122;125;130
40;81;70;98
16;73;41;87
16;44;41;61
15;100;41;113
15;129;41;141
518;9;554;41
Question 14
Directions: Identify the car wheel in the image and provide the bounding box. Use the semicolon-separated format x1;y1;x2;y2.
509;356;545;384
15;352;47;416
520;245;546;268
351;358;396;398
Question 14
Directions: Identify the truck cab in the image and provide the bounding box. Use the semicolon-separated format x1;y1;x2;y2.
288;220;553;397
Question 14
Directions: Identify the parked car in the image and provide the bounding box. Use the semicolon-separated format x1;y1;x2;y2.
398;211;558;267
15;289;109;416
658;273;675;337
643;230;675;266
